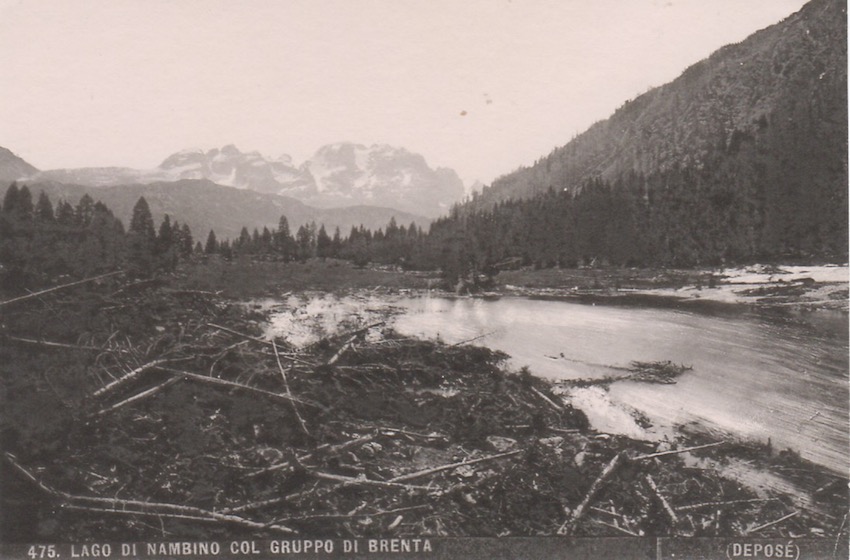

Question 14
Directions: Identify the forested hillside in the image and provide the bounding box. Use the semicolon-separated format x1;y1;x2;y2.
462;0;846;265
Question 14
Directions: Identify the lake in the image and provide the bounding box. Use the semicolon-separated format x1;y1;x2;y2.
268;293;849;474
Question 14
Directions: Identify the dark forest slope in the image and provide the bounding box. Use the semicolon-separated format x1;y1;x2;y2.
456;0;846;263
481;0;846;204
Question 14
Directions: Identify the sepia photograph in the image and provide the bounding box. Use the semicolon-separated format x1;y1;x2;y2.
0;1;847;558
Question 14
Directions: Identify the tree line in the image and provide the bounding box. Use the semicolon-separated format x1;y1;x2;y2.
3;152;845;291
201;215;425;268
403;155;847;281
0;184;193;288
0;183;428;289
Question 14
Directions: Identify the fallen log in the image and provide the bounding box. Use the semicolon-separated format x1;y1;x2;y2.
633;441;725;461
1;335;101;351
94;378;182;416
0;270;124;308
592;518;640;536
62;504;222;525
644;473;678;525
589;506;626;519
389;449;521;483
271;504;430;524
326;334;358;366
272;341;309;436
207;323;315;366
90;358;177;400
745;511;799;535
450;331;495;347
558;451;627;535
320;322;385;346
320;322;386;365
248;434;377;479
676;498;775;513
312;471;433;491
4;453;296;534
158;367;323;409
530;386;564;412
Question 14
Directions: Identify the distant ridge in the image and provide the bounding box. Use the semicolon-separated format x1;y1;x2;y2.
18;143;464;218
7;179;427;240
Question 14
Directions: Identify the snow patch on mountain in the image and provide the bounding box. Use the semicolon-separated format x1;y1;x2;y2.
15;143;464;218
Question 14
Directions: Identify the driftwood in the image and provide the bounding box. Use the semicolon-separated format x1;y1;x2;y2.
218;486;317;515
590;506;626;519
312;471;433;491
107;278;163;298
549;427;582;435
1;335;101;351
158;367;322;409
271;504;430;524
558;451;627;535
644;473;678;525
633;441;725;461
377;427;448;441
530;386;564;412
389;449;521;483
745;511;799;535
593;518;640;536
835;514;848;558
207;323;316;366
676;498;775;513
326;334;358;366
450;331;495;347
322;322;385;365
90;358;177;400
322;322;385;346
4;453;296;534
62;503;225;525
0;270;124;308
207;323;284;348
248;434;377;479
162;288;222;297
94;378;182;416
333;420;448;442
272;341;309;436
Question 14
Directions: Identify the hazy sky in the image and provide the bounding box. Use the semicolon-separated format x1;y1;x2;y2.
0;0;808;185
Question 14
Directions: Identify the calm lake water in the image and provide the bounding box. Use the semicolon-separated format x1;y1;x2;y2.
389;296;849;475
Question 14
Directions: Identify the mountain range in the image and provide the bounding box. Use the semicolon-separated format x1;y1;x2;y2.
3;0;844;261
19;142;464;218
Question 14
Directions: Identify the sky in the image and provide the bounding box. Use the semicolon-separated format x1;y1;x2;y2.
0;0;809;186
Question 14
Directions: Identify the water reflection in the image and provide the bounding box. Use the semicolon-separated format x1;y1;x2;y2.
391;296;849;474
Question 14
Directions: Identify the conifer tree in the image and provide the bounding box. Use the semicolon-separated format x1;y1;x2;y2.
35;191;55;222
316;224;332;259
205;230;218;254
156;214;177;271
127;197;156;277
331;227;342;258
1;183;18;214
55;201;75;225
75;194;95;227
179;223;194;257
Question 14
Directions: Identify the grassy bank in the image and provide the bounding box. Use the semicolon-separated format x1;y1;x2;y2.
173;257;437;298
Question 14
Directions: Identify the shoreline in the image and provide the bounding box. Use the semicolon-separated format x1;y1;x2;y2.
490;263;849;313
1;261;846;541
